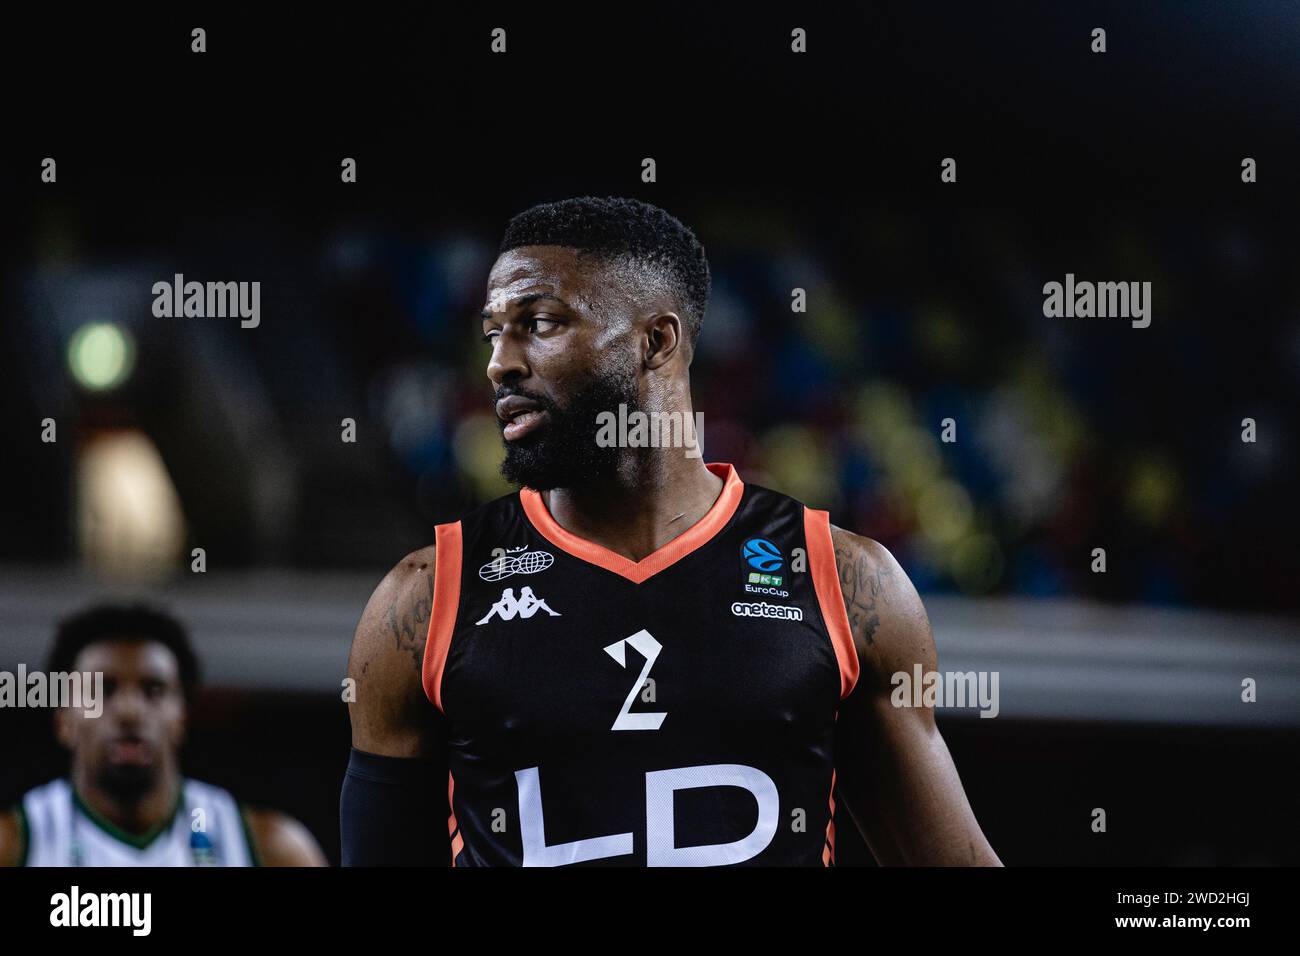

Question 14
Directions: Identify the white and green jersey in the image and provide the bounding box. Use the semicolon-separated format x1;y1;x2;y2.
17;778;257;867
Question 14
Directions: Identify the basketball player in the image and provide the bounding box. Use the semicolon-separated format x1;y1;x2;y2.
341;197;1002;866
0;603;326;866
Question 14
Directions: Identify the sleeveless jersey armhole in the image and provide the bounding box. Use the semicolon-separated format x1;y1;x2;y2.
803;507;860;699
422;521;463;714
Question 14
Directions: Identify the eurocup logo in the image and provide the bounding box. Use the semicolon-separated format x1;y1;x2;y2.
742;537;783;573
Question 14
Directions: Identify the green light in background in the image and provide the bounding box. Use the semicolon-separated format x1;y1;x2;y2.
68;322;135;392
949;533;1005;595
917;478;974;546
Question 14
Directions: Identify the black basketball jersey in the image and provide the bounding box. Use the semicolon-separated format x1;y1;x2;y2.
421;462;859;866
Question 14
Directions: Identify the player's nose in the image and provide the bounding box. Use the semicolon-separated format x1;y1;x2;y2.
486;332;529;388
108;684;147;719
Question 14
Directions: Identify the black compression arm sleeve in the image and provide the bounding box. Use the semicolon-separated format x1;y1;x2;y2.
340;748;450;866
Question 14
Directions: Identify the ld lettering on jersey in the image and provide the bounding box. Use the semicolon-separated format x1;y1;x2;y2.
50;886;152;936
516;763;780;866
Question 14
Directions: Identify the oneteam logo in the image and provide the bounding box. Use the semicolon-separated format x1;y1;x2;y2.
731;601;803;622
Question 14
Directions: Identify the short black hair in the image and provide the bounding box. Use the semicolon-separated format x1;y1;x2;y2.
48;602;200;702
498;196;711;347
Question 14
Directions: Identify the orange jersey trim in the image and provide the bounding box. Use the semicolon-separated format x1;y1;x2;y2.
824;766;837;867
519;462;745;585
421;520;463;713
805;507;860;699
447;770;463;867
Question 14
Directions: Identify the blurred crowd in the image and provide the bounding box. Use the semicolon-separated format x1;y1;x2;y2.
4;200;1296;613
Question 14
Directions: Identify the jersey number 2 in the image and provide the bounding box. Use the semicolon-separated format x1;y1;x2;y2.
603;629;667;731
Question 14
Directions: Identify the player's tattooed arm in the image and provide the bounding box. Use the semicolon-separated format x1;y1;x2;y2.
386;563;434;670
831;527;892;647
347;545;446;759
344;546;451;866
829;527;1002;866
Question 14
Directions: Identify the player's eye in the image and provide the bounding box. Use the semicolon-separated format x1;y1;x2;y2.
528;316;559;334
481;329;500;344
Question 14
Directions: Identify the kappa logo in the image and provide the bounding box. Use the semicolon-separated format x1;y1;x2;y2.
477;586;561;625
479;547;555;581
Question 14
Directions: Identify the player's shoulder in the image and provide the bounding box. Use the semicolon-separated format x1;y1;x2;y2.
377;545;438;597
12;777;68;806
241;806;326;867
351;545;437;668
0;779;50;867
828;525;897;580
827;525;936;676
5;777;67;833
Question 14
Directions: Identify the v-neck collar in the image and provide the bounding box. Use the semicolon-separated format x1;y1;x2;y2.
519;462;744;585
72;782;184;851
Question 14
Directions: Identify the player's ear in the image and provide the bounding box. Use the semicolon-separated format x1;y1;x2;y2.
644;312;682;370
53;707;74;750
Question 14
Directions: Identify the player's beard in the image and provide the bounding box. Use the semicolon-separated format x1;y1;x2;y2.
498;358;640;492
98;760;159;805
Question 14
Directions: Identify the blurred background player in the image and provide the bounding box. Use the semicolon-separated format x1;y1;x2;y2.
0;603;326;866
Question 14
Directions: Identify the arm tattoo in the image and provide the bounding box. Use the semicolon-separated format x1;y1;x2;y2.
834;539;890;646
386;574;434;670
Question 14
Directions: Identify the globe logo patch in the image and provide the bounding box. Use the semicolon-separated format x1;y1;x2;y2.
479;548;555;581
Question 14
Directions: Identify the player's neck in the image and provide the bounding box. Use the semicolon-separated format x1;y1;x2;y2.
71;765;181;839
542;453;724;562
